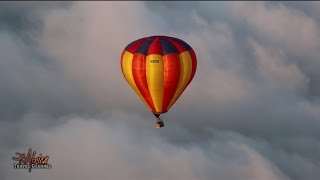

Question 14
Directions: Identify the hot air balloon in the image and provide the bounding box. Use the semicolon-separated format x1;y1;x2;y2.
120;35;197;128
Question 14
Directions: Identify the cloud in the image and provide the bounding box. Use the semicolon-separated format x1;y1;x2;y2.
4;116;290;180
37;1;169;115
231;2;320;53
231;1;320;98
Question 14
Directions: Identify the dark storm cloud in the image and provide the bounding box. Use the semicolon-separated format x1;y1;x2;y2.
1;1;320;180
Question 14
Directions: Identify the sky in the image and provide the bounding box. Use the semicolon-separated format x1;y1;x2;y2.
1;1;320;180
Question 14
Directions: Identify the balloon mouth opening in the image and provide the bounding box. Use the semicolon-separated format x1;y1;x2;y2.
153;110;168;118
153;113;160;118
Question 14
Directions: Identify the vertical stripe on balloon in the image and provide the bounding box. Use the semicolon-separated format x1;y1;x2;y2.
121;51;152;111
187;49;197;85
146;54;164;113
147;37;163;55
167;51;192;110
120;50;126;76
171;49;197;107
162;54;181;112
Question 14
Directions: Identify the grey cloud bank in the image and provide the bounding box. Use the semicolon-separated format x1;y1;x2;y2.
1;1;320;180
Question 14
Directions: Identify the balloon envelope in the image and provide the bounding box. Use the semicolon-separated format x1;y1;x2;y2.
120;35;197;116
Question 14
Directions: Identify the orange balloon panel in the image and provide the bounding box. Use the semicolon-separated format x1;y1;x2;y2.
120;36;197;115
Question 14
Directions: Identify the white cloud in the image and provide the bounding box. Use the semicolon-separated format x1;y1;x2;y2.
249;39;309;95
231;2;320;54
4;116;289;180
38;2;167;113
